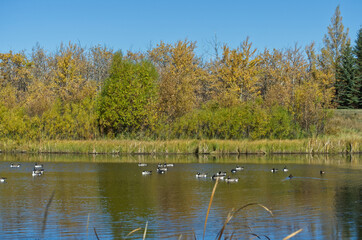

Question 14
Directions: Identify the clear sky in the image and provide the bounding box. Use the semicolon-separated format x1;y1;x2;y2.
1;0;361;57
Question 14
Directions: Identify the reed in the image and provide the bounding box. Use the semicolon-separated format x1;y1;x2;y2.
203;178;219;240
125;227;141;238
216;203;273;240
94;227;100;240
143;221;148;240
283;229;303;240
1;136;360;154
41;190;55;237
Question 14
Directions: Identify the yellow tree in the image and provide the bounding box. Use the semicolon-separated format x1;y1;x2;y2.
148;40;206;120
211;38;261;106
51;42;96;102
306;42;334;108
260;45;308;111
0;51;32;107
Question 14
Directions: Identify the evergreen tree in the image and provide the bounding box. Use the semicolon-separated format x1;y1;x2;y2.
335;43;359;108
353;28;362;108
320;6;349;81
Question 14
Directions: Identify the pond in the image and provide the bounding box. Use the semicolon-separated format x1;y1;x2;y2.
0;153;361;239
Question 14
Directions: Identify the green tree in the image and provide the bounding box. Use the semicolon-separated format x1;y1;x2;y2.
336;43;359;108
321;5;350;79
97;51;159;135
353;28;362;107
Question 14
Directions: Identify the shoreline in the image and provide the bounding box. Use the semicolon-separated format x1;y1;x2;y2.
0;137;361;155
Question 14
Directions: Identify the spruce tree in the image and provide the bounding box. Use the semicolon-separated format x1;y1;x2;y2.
336;43;359;108
321;6;349;78
353;28;362;108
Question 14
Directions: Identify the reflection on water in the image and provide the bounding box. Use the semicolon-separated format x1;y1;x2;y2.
0;154;361;239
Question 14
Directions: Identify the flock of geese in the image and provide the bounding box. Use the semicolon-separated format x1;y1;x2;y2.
139;163;326;183
0;163;45;183
0;162;326;184
140;163;242;182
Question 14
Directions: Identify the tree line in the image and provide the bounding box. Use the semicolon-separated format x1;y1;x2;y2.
0;6;361;141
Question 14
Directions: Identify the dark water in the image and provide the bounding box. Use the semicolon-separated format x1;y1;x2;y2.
0;154;361;239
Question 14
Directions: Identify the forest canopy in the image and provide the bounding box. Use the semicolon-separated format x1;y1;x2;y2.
0;7;360;141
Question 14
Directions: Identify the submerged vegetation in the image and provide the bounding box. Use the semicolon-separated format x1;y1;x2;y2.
0;6;361;153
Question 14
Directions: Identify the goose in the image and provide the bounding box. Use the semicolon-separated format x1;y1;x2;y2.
10;163;21;168
0;177;7;183
231;169;237;173
216;171;227;176
225;176;239;183
158;163;174;168
138;163;148;167
32;168;44;176
320;170;325;175
157;169;166;174
211;174;225;180
196;172;207;178
288;174;293;179
283;166;289;172
271;168;278;173
235;166;244;171
157;167;168;172
142;170;152;175
34;163;43;169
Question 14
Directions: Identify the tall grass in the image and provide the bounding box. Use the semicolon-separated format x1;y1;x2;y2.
0;137;360;154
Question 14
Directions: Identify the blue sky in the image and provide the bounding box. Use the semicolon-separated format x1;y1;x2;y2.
1;0;361;57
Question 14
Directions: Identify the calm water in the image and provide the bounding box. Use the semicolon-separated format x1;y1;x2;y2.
0;154;361;239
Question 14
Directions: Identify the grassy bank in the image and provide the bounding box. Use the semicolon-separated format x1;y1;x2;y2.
0;109;360;155
0;136;360;154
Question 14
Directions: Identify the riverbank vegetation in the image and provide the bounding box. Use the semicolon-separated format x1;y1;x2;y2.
0;6;361;154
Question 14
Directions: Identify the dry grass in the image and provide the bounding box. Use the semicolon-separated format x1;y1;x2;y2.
203;178;219;240
1;136;360;154
283;229;303;240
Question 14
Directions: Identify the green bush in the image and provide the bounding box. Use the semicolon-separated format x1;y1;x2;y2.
97;51;159;135
170;101;296;140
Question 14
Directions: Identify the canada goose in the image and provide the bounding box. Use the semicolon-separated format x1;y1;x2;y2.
142;170;152;175
10;163;21;168
34;163;43;169
138;163;148;167
32;168;44;176
225;176;239;183
216;171;227;176
211;175;225;180
235;166;244;171
196;172;207;178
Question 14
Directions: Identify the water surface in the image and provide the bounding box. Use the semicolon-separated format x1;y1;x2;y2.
0;154;361;239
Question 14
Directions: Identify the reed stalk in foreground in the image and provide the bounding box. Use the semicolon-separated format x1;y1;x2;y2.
94;227;100;240
216;203;273;240
41;190;55;237
86;213;90;238
203;178;219;240
143;221;148;240
283;229;303;240
125;227;141;238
